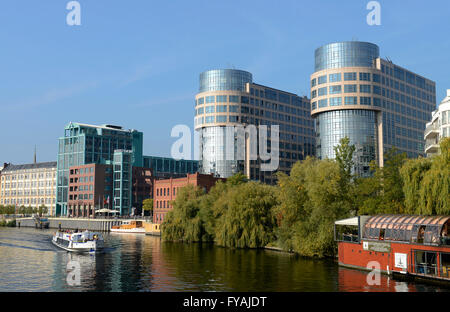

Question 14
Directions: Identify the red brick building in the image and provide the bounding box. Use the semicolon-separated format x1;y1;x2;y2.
153;173;225;224
67;164;112;217
67;164;153;217
132;167;153;214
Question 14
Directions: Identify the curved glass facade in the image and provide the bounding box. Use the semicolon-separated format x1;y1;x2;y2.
314;42;379;72
199;69;252;93
316;110;377;176
198;126;244;178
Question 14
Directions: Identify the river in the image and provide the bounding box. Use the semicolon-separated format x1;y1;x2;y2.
0;227;447;292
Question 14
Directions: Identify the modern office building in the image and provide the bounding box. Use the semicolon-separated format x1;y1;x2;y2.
310;41;436;176
66;161;153;217
0;162;57;215
57;122;199;216
143;155;198;178
56;122;144;216
195;69;315;184
424;89;450;157
153;172;225;224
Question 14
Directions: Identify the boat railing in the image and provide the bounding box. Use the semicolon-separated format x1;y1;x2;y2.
414;264;439;276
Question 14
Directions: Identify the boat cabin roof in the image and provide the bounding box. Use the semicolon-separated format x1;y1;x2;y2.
362;214;450;244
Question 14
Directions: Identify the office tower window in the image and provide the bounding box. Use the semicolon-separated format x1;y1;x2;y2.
344;97;358;105
229;95;239;103
318;75;327;84
359;73;371;81
318;87;327;96
329;97;342;106
360;85;371;93
216;95;227;102
344;84;357;93
329;73;341;83
318;99;328;108
360;97;372;105
344;72;357;81
329;85;342;94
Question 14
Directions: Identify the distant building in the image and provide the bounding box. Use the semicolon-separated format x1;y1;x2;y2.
195;69;315;184
153;173;225;224
425;89;450;156
0;162;57;215
56;122;144;216
143;155;198;179
310;41;436;176
57;122;199;216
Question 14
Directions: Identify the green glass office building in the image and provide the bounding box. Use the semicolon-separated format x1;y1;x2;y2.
56;123;143;216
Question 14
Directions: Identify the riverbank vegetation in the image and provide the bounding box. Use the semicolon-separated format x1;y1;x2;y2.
161;137;450;258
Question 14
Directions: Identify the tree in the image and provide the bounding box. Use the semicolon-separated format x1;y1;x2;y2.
213;181;278;248
38;205;48;217
161;185;208;242
274;157;354;257
142;198;153;217
334;137;356;186
358;148;406;215
400;137;450;215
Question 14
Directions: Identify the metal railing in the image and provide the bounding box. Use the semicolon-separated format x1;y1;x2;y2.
414;264;438;276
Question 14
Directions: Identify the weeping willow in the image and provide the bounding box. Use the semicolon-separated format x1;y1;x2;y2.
213;182;278;249
161;185;211;242
400;137;450;215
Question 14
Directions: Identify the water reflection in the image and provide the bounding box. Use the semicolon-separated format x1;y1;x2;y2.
0;228;448;292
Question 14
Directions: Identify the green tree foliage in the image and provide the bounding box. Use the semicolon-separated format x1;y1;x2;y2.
0;205;16;215
213;181;278;248
400;157;432;214
358;148;406;215
334;137;356;187
401;137;450;214
161;185;208;242
38;205;48;217
275;157;354;257
162;173;278;249
142;198;153;216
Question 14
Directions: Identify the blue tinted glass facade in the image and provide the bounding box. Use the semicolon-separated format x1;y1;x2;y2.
315;42;379;72
199;69;252;92
316;110;377;177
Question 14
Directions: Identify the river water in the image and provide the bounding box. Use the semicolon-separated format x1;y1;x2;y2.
0;227;447;292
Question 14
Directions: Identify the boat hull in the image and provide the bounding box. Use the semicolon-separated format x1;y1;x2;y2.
110;228;146;234
52;233;104;253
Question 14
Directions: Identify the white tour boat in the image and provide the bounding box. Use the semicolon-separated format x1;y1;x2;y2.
52;230;104;252
110;220;146;234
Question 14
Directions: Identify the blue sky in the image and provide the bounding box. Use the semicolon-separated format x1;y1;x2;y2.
1;0;449;165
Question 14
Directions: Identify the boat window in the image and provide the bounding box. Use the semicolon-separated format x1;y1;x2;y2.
379;229;385;240
417;226;426;244
441;253;450;278
424;225;440;245
414;250;438;276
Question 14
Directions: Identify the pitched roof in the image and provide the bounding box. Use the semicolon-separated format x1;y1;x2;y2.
2;161;57;172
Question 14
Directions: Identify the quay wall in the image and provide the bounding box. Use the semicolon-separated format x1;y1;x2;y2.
15;218;149;232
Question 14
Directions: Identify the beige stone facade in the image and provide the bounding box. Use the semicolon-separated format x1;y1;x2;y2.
0;162;57;215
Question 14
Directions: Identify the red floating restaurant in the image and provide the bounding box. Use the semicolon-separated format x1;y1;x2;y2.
334;214;450;282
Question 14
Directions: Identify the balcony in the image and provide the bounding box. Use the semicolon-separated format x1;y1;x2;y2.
425;142;440;155
424;123;439;140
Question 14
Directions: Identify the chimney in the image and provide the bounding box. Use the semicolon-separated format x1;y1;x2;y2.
34;145;37;164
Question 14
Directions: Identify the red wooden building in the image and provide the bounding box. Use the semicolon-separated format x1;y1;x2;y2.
335;214;450;282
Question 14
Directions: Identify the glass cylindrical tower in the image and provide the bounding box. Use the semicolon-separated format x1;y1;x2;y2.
310;41;383;176
195;69;253;178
